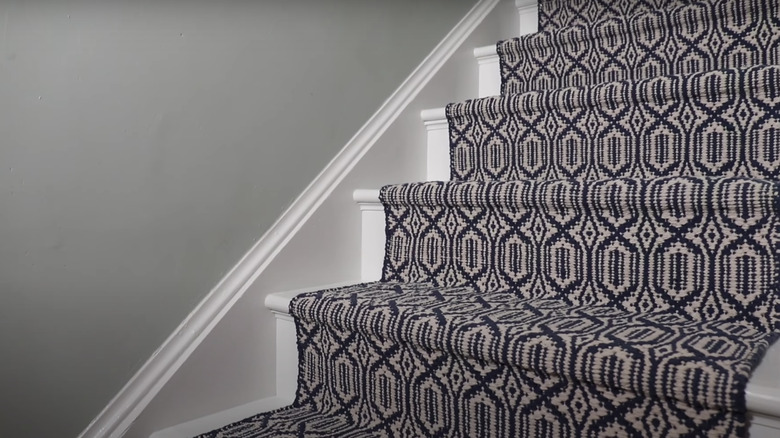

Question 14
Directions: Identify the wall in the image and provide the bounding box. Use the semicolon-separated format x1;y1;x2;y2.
0;1;476;437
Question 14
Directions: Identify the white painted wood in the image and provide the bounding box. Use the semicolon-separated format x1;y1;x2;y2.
353;189;385;282
515;0;538;35
273;313;298;400
421;107;449;181
149;397;293;438
78;2;503;437
474;1;537;98
474;46;501;97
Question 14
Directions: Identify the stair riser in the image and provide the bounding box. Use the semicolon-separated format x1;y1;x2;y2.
499;0;780;94
449;65;780;182
381;177;780;331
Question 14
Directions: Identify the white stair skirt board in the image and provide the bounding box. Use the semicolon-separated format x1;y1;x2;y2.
263;287;780;438
422;107;449;181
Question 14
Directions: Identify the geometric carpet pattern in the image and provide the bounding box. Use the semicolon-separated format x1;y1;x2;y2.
198;0;780;436
449;66;780;182
200;282;779;437
499;0;780;95
538;0;690;31
381;177;780;332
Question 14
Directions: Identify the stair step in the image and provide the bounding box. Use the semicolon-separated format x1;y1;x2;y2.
499;0;780;94
448;65;780;182
381;177;779;331
263;286;780;421
158;281;780;437
242;282;780;437
538;0;690;31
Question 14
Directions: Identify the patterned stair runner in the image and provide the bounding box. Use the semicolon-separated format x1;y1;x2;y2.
449;65;780;182
538;0;690;31
381;177;780;332
499;0;780;95
199;0;780;436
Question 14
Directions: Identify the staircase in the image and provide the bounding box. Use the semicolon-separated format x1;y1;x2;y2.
154;0;780;436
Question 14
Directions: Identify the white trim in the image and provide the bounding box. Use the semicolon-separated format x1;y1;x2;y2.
516;0;538;35
474;46;500;97
272;313;298;400
263;282;354;314
78;1;501;437
353;190;385;282
420;107;447;121
352;189;381;205
422;107;450;181
473;45;497;59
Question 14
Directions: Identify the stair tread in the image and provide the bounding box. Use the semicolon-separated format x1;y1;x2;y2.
448;65;780;182
499;0;779;94
293;281;775;411
381;177;779;332
207;281;777;437
538;0;691;31
265;286;780;416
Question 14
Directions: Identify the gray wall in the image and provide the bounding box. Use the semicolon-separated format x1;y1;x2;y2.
0;1;476;437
